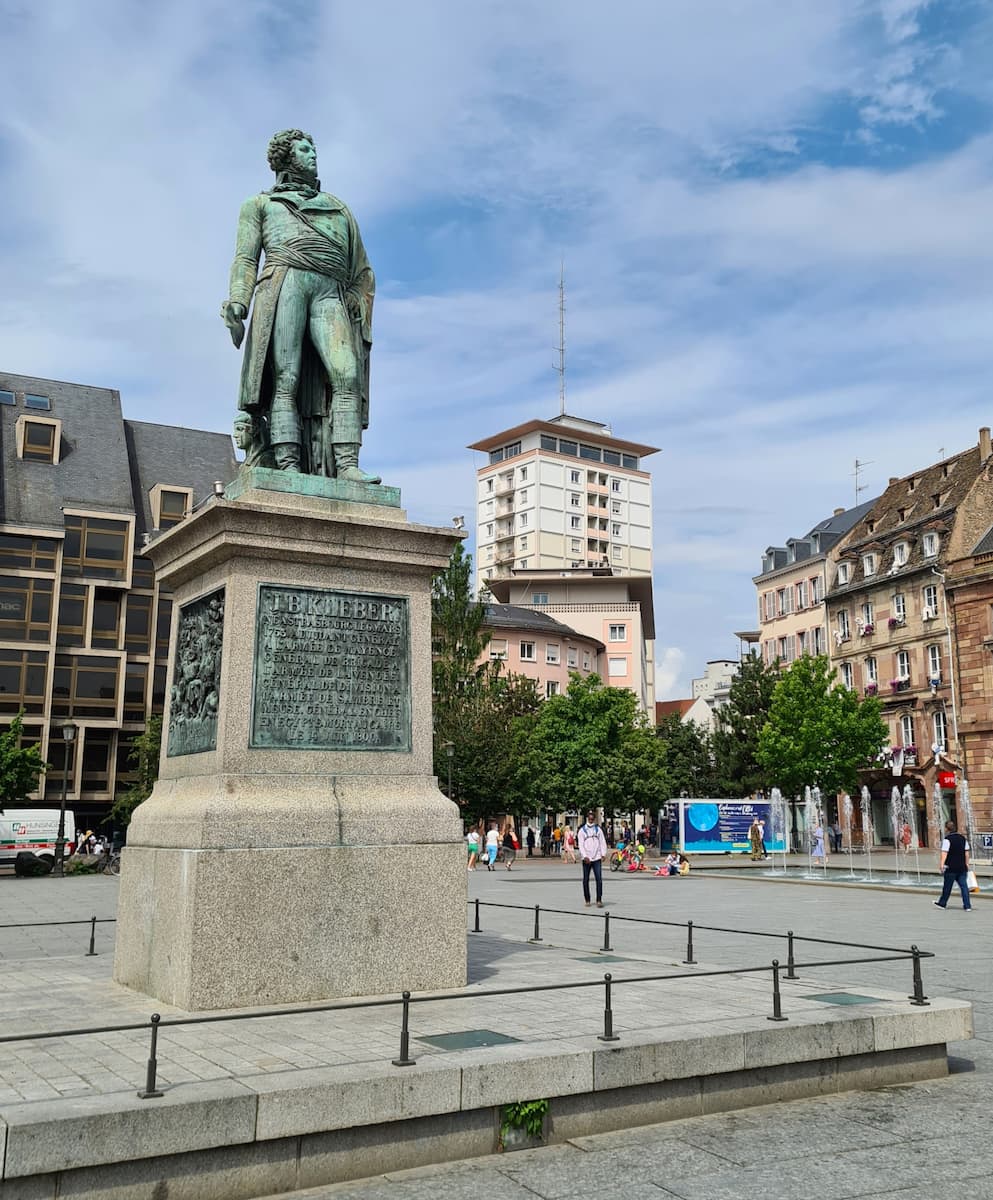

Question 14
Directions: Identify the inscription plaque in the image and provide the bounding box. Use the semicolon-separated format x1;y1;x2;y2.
251;584;411;751
167;588;225;757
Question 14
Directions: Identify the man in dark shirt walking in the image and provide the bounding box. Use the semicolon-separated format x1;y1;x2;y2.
933;820;972;911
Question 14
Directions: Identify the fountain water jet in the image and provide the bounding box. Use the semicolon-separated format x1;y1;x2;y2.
860;786;875;881
903;783;922;883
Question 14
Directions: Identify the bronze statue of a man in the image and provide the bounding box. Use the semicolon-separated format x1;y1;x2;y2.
222;130;381;482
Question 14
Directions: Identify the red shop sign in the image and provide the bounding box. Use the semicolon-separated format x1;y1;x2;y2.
937;771;956;789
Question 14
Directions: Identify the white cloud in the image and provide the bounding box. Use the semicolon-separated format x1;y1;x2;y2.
0;0;989;700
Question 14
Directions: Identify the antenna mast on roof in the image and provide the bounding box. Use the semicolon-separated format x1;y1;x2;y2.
556;262;566;416
853;458;873;505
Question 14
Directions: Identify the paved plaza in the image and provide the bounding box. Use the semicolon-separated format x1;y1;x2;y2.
0;855;986;1198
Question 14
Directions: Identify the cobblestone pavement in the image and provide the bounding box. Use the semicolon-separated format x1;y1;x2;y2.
0;858;987;1198
258;855;991;1200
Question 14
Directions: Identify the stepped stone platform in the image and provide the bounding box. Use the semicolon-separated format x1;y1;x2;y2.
0;898;972;1200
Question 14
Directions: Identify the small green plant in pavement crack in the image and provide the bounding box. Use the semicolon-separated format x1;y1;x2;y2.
500;1098;549;1145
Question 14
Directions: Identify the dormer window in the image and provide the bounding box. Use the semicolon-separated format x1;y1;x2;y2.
837;562;850;585
863;553;877;577
15;415;62;464
893;542;908;566
923;532;939;558
907;478;916;493
932;494;942;510
866;520;875;535
897;508;906;522
149;484;193;531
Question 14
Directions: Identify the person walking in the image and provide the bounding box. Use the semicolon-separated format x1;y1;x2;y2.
526;825;536;857
830;820;842;853
562;825;577;864
484;823;499;871
933;820;972;911
578;810;608;908
812;822;826;865
501;822;518;871
748;818;763;861
466;826;480;871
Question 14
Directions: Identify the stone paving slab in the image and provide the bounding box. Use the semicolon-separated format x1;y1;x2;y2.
0;869;979;1198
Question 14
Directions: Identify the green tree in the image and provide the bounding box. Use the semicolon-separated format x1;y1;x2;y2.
711;654;780;796
756;655;888;797
109;716;162;829
0;714;48;812
431;544;540;820
431;541;491;702
519;674;667;816
655;713;717;798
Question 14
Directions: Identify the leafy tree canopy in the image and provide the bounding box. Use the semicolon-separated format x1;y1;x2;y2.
711;654;780;796
109;715;162;829
0;714;48;812
756;655;888;797
655;713;718;799
518;673;667;816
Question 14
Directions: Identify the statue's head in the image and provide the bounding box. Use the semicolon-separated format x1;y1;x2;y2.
267;129;317;179
233;412;253;450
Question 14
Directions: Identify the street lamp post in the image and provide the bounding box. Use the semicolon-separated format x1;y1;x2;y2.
53;722;77;878
442;741;454;800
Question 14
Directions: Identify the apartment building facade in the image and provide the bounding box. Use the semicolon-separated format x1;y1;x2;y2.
469;414;658;714
825;430;993;844
480;605;604;699
754;502;877;668
0;371;238;829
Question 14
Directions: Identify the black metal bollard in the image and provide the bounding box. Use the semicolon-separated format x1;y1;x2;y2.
472;898;481;933
683;919;695;965
598;972;620;1042
86;915;97;957
528;904;543;943
768;960;788;1022
600;911;613;953
909;946;930;1007
137;1014;164;1098
785;930;798;980
392;991;417;1066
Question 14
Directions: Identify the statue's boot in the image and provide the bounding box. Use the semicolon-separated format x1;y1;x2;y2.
334;442;381;485
272;442;302;473
270;408;303;473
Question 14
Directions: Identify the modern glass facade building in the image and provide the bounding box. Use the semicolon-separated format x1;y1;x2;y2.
0;371;238;829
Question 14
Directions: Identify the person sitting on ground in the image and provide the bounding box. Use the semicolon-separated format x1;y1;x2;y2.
664;851;681;876
678;854;691;876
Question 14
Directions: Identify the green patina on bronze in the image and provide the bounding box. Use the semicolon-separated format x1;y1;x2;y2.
250;584;411;752
224;465;401;508
223;129;383;487
167;589;225;757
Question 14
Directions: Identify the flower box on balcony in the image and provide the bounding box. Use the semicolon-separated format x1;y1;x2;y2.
888;617;904;630
860;623;874;636
904;752;917;766
929;676;942;688
865;683;878;695
889;678;911;692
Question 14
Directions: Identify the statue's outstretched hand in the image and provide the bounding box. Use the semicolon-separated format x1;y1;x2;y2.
221;301;248;349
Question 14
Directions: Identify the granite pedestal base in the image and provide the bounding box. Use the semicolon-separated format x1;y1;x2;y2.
113;485;467;1010
116;840;465;1010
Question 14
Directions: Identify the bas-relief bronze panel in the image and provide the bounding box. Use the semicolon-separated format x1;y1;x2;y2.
166;588;225;757
251;584;411;751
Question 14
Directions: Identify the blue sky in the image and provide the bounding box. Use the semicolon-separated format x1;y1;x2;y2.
1;0;991;697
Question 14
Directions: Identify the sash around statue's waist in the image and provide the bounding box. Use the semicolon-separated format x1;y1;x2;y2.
263;236;351;283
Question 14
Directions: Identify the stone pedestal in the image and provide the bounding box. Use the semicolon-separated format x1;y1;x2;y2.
113;476;467;1010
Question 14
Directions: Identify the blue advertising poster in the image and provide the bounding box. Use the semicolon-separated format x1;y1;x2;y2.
679;800;786;854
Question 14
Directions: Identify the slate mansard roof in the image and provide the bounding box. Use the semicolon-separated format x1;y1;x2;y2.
0;371;238;533
754;498;879;584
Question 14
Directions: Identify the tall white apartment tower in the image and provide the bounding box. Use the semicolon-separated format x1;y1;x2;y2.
468;414;660;714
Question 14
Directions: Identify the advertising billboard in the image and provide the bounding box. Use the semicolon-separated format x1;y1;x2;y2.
678;799;787;855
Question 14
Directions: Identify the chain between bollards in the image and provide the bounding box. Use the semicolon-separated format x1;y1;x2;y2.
598;972;620;1042
137;1014;164;1098
392;991;417;1066
768;960;788;1022
528;904;543;943
785;930;798;980
600;911;612;952
472;898;481;933
683;919;695;965
85;915;97;957
909;945;930;1007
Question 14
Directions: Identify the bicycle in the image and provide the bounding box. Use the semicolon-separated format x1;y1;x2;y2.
96;851;122;876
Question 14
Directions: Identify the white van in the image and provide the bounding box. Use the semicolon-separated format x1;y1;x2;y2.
0;809;76;869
